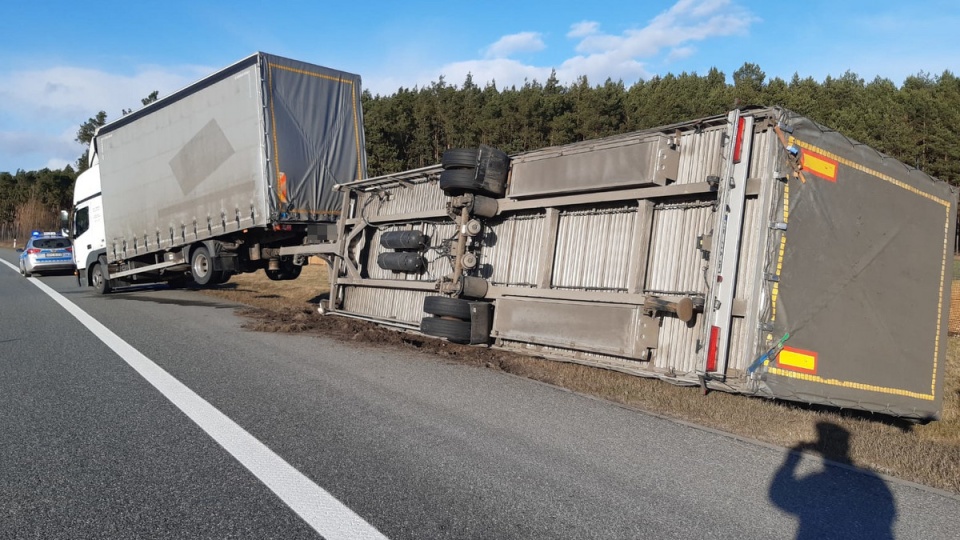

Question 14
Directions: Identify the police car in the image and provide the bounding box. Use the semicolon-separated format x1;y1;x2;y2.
17;231;74;277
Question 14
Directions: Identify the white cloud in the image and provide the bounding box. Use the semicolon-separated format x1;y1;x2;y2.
567;21;600;38
568;0;755;74
430;58;551;90
364;0;757;94
0;63;210;172
45;157;73;170
483;32;546;59
667;46;697;62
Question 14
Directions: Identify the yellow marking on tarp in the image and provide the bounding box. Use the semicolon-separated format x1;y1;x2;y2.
800;148;838;182
269;63;350;83
268;65;282;190
777;347;817;374
932;204;949;395
788;137;951;207
767;367;935;401
351;82;362;180
770;182;789;323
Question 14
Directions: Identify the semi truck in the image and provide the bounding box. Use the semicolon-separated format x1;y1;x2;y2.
71;52;364;293
71;53;956;420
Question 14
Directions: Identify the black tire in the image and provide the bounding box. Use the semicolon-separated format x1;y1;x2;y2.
423;296;472;320
420;316;472;344
282;263;302;280
190;246;216;286
91;262;111;294
265;259;302;281
442;148;479;169
213;271;232;285
166;275;191;289
439;168;482;195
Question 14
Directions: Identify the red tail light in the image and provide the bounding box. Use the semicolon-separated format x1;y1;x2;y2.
706;325;721;372
66;247;73;252
732;117;746;164
26;248;41;255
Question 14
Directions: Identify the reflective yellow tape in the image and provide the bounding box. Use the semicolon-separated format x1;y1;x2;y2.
800;148;838;182
777;346;818;374
767;367;935;401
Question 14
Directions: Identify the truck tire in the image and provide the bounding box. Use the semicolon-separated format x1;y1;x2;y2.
442;148;479;169
167;275;191;289
265;259;302;281
439;168;482;195
420;316;471;344
91;262;111;294
423;296;472;320
190;246;216;286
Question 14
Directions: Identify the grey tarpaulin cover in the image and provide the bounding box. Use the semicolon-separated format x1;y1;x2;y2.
261;53;367;222
761;110;957;418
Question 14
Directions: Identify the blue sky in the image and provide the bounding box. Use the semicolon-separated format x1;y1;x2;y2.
0;0;956;173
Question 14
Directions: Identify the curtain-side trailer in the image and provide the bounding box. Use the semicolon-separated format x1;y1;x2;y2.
71;52;365;293
312;107;956;420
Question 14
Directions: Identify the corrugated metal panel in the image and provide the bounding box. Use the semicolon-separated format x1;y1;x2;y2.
374;177;448;216
734;198;761;300
653;315;704;375
481;214;544;287
341;286;430;326
727;316;750;374
552;206;635;291
644;202;713;295
676;127;725;185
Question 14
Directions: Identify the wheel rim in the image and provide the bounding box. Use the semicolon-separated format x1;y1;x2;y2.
92;268;103;288
192;253;210;279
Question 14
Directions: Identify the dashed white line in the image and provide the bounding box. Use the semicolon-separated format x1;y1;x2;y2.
1;258;387;540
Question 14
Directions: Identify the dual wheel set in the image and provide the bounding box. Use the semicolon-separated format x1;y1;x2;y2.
419;146;509;344
420;296;482;343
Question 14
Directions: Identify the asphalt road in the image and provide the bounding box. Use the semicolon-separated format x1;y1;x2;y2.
1;247;958;539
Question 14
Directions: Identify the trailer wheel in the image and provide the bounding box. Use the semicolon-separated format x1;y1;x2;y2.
442;148;479;169
439;168;482;195
420;316;472;344
423;296;472;320
91;262;111;294
190;246;216;286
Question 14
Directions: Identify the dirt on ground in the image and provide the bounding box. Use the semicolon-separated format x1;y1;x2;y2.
199;262;960;496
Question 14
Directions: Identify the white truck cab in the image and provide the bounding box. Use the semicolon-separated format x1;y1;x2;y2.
71;155;106;285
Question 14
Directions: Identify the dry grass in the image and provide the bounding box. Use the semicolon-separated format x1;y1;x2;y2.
205;265;960;494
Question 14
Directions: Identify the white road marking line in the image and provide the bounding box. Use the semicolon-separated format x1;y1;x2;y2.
0;259;387;540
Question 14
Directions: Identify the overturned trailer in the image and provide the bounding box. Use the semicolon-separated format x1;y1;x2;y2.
299;106;956;420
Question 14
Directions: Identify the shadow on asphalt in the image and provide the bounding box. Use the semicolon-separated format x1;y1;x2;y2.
768;422;896;539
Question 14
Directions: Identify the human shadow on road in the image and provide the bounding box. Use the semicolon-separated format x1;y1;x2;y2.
768;421;896;540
